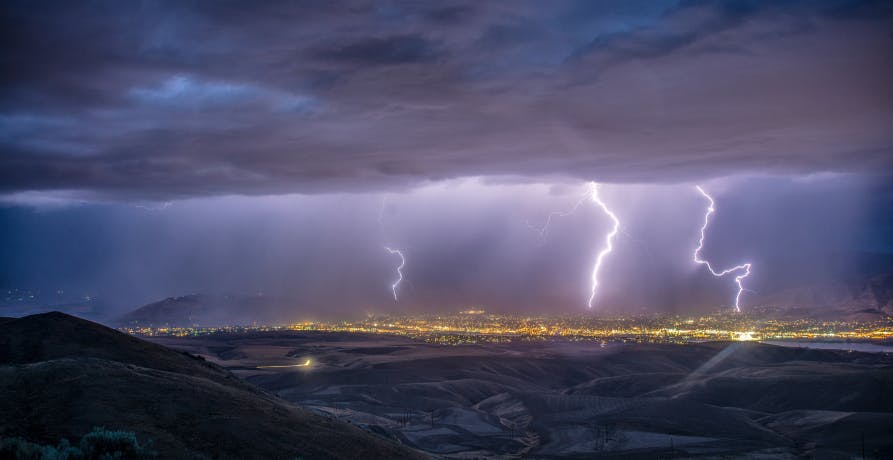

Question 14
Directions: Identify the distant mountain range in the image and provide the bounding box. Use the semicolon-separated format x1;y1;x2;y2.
116;273;893;327
115;293;294;327
0;312;424;459
753;273;893;320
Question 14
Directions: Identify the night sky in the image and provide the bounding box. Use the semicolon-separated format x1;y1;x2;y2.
1;1;891;318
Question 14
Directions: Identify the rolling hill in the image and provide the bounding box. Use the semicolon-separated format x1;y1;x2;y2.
0;312;425;460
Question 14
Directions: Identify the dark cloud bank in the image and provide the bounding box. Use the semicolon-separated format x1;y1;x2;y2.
1;0;891;198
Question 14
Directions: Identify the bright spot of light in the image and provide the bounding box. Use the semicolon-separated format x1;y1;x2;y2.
257;358;312;369
734;331;757;341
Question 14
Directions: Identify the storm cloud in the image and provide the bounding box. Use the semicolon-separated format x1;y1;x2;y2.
2;1;892;318
1;0;891;200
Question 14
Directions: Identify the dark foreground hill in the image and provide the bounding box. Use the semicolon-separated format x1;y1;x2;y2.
0;312;425;460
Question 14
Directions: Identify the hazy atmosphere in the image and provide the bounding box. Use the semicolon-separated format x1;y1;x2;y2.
3;2;893;459
2;175;892;317
2;0;892;320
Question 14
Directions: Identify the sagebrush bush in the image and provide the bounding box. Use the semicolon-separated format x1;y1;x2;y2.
0;437;58;460
0;428;153;460
78;428;146;460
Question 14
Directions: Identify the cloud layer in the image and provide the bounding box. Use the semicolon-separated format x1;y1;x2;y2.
1;0;892;199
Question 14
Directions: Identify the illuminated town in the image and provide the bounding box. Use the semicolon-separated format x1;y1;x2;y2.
121;308;893;346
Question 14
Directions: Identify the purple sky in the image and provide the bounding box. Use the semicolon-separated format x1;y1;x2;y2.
1;1;891;318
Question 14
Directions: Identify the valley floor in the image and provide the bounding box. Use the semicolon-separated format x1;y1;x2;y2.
150;333;893;459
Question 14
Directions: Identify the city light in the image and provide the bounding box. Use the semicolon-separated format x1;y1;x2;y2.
121;309;893;346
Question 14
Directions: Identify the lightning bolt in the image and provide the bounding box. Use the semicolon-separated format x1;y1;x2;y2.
528;182;621;308
526;191;590;242
377;196;387;229
379;197;407;302
135;201;172;211
588;183;620;308
693;185;752;312
384;246;405;302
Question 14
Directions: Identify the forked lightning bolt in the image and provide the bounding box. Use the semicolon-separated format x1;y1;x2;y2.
588;183;620;308
379;197;407;302
526;191;590;241
693;185;752;312
529;182;620;308
384;246;405;302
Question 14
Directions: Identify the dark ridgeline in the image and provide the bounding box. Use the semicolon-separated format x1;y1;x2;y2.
0;312;425;460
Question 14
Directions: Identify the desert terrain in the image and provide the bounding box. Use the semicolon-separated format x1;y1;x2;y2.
151;332;893;459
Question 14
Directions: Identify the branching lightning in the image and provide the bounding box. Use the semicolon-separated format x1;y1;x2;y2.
379;197;407;302
588;183;620;308
528;182;621;308
135;201;172;211
693;185;752;312
526;191;590;242
384;246;405;302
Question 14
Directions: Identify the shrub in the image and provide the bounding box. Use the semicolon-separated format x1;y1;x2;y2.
0;437;58;460
79;428;147;460
0;428;153;460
